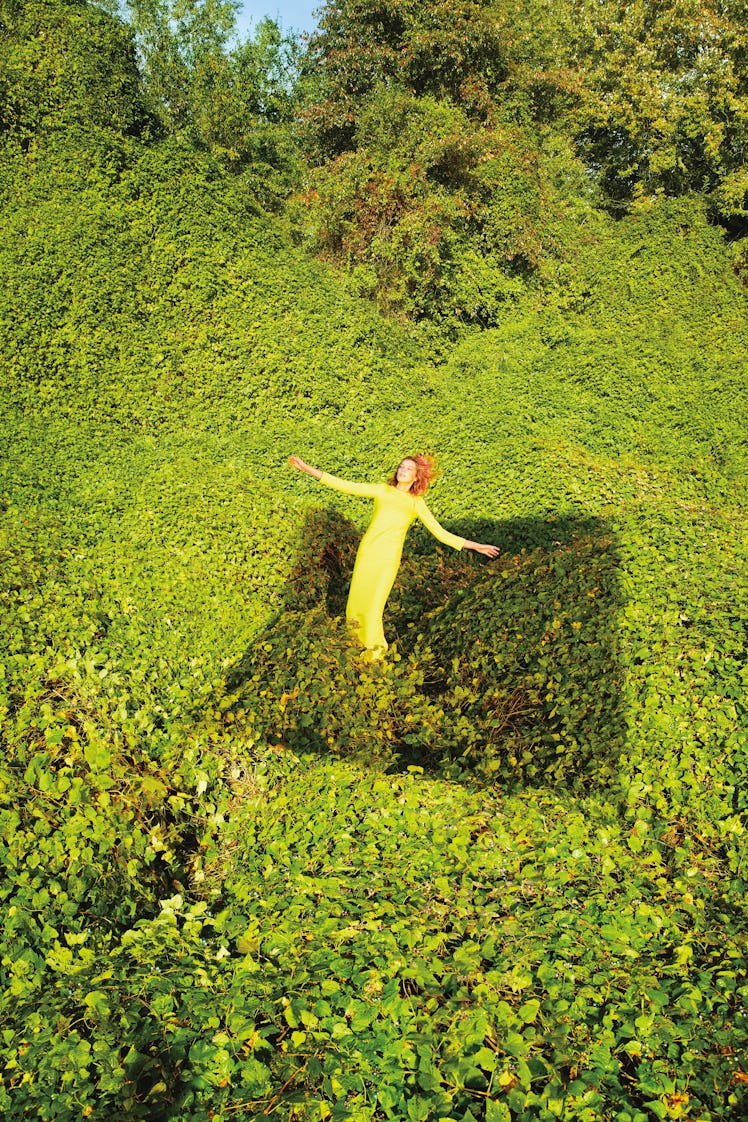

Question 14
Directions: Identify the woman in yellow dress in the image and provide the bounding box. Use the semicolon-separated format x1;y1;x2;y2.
289;454;499;657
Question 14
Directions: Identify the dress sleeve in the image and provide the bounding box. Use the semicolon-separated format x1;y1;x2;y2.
318;472;382;499
415;498;465;550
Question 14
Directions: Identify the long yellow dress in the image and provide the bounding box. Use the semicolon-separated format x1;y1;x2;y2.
319;472;465;656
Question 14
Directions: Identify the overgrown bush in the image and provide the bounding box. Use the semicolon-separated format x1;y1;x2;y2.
295;86;545;322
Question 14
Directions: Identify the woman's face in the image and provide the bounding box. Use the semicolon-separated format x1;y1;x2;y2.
396;458;418;486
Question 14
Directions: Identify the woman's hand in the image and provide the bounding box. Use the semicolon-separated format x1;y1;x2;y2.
288;456;322;480
464;540;500;558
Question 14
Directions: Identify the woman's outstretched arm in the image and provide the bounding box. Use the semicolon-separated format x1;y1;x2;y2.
415;499;499;558
288;457;381;498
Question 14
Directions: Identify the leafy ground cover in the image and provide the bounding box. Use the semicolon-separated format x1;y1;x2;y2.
1;12;747;1115
203;759;748;1121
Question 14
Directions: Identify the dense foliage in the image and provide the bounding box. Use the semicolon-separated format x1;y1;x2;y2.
0;0;150;143
1;0;747;1119
299;0;748;321
124;0;300;187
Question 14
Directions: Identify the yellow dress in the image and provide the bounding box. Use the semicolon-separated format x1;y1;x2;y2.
319;472;465;656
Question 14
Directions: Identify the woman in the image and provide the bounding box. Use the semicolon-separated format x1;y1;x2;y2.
289;454;499;657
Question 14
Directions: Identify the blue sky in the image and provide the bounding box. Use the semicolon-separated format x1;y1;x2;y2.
235;0;320;36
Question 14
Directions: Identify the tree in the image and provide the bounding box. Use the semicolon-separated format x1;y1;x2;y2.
302;0;513;159
566;0;748;218
295;0;548;323
125;0;301;179
125;0;238;134
0;0;151;147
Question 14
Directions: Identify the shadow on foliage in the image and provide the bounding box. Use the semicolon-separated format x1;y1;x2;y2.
221;505;626;790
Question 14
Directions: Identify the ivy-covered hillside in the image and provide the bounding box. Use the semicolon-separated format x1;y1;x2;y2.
1;1;747;1120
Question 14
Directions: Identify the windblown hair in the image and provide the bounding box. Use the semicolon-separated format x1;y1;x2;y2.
388;454;439;497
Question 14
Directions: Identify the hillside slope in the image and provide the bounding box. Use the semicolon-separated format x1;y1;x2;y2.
2;135;747;1119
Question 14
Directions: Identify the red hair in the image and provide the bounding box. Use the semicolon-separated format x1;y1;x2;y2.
388;454;438;497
